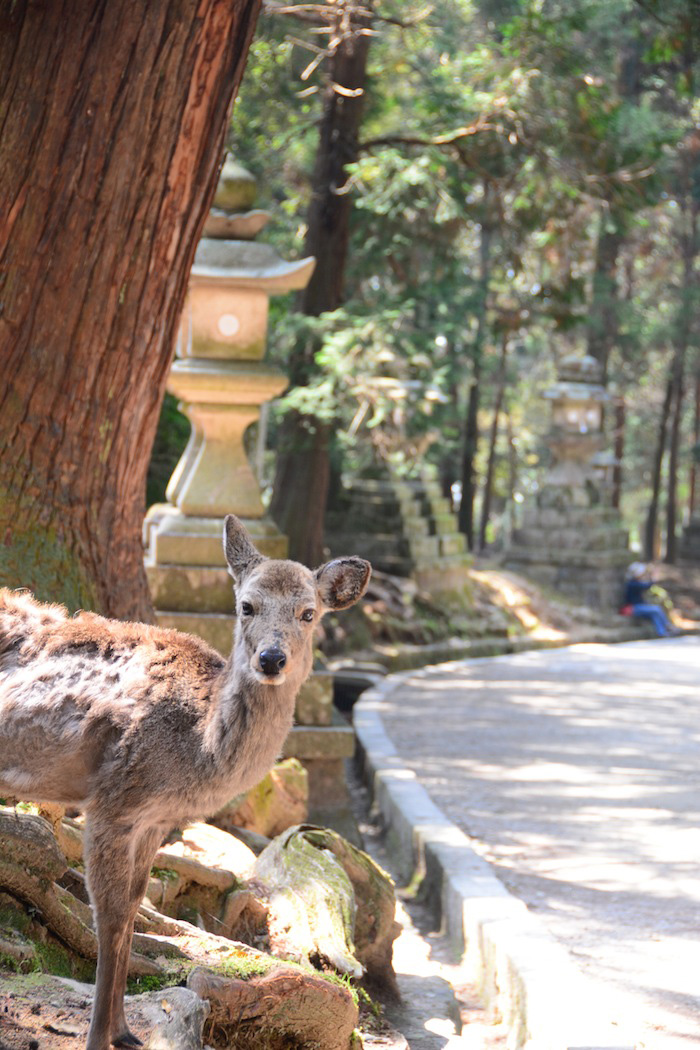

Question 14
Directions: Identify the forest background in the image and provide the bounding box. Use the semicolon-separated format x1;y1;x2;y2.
106;1;700;577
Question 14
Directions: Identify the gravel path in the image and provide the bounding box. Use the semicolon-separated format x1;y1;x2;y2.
378;638;700;1050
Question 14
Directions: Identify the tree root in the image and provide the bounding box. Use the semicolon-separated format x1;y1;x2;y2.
0;809;162;977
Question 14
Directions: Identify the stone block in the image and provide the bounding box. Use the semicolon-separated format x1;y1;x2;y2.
283;714;355;761
295;672;334;726
431;512;460;536
146;511;287;566
402;514;430;537
408;535;440;560
185;285;268;360
414;559;472;599
431;496;454;517
439;533;467;556
146;561;234;613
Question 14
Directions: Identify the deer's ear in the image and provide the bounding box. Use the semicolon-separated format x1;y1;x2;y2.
223;515;264;583
315;557;371;611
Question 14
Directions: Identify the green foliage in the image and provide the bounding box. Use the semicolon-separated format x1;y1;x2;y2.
146;393;190;508
126;972;172;995
148;0;700;550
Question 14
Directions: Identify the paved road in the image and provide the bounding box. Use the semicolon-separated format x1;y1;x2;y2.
378;638;700;1050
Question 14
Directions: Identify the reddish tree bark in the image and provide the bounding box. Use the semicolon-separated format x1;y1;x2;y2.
0;0;261;619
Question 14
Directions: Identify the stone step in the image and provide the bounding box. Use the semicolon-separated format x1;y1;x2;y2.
506;547;631;570
340;492;423;518
407;535;440;560
329;510;430;539
521;506;622;529
422;495;452;518
327;532;412;559
418;480;444;500
413;557;472;597
282;710;355;761
512;526;629;551
429;512;461;536
438;533;467;556
403;514;431;537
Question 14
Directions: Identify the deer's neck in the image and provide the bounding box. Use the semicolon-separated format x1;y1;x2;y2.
203;632;303;796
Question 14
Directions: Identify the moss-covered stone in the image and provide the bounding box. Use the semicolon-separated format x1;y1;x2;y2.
254;825;362;977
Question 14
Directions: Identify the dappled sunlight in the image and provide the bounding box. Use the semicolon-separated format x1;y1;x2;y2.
470;567;569;640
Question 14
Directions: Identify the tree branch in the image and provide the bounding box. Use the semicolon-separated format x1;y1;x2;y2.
360;116;497;152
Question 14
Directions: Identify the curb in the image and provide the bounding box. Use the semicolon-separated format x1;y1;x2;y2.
354;657;638;1050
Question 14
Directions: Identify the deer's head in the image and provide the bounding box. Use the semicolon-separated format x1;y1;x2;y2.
224;515;371;687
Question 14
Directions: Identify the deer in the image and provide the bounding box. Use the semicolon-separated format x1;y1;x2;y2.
0;514;371;1050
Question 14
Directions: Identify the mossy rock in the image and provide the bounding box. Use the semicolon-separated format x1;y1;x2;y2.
254;824;361;977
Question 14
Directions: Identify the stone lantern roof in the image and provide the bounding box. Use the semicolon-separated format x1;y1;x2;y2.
192;239;315;292
558;353;602;383
543;353;610;406
192;158;315;293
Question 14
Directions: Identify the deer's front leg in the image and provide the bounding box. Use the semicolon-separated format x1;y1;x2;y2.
110;826;165;1048
84;816;137;1050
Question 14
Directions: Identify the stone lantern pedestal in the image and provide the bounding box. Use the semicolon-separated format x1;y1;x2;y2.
506;355;629;609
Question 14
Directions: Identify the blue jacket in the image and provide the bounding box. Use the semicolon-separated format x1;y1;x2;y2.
624;578;651;605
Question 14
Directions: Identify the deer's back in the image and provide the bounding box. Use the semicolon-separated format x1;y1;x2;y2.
0;589;226;807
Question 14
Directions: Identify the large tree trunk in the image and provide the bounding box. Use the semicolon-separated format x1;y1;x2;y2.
586;213;622;381
458;205;493;548
269;16;371;566
0;0;261;620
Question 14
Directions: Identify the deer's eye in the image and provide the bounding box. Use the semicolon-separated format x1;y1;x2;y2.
240;601;254;617
301;608;315;622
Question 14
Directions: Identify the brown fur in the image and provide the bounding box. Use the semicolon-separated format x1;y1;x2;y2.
0;516;370;1050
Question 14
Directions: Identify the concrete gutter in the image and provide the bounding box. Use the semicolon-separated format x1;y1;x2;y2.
354;666;638;1050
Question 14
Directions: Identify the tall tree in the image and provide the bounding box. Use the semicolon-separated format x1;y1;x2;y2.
0;0;261;620
269;5;372;565
458;189;495;547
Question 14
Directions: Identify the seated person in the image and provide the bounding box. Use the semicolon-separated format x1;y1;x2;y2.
621;562;675;637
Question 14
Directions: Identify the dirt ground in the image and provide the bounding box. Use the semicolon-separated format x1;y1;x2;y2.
1;976;98;1050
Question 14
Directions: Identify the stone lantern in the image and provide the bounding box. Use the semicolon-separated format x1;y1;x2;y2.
506;353;629;609
144;160;315;653
539;354;610;507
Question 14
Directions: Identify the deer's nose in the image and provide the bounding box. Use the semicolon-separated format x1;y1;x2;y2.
259;647;287;676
